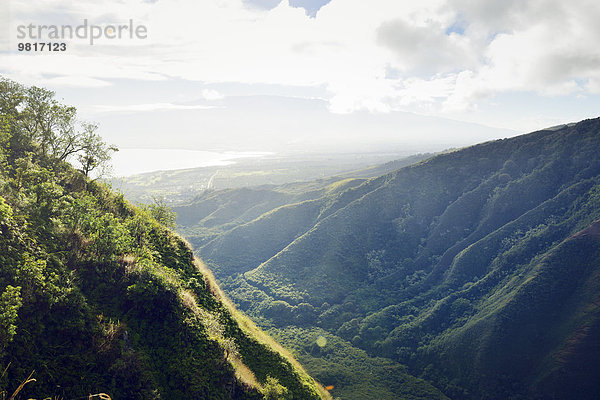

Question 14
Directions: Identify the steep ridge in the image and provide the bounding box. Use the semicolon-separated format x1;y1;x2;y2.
0;78;327;399
247;123;600;303
177;118;600;399
426;221;600;399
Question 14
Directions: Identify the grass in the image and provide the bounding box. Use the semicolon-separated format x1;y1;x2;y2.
194;259;333;400
1;369;35;400
325;178;357;194
0;365;112;400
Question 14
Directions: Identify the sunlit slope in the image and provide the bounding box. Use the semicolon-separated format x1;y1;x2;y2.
178;118;600;399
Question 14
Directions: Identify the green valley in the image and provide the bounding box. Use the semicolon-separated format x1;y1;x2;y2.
5;75;600;400
175;118;600;399
4;1;599;399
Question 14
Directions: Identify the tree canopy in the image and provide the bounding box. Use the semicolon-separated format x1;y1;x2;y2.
0;78;117;178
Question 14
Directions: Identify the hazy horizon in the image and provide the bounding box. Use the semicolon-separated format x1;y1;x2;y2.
2;0;599;160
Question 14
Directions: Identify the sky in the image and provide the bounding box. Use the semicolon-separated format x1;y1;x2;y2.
1;0;600;162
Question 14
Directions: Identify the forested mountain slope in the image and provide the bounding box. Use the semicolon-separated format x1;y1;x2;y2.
0;78;327;399
177;118;600;399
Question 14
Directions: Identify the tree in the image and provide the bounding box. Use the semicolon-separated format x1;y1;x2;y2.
0;286;22;357
263;376;288;400
142;196;177;229
0;78;24;119
76;123;118;178
0;78;118;179
0;115;11;164
21;85;56;149
48;104;79;161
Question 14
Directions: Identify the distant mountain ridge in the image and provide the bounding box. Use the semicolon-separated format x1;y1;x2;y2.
176;118;600;399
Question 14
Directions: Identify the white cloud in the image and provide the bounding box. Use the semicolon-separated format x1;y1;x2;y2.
3;0;600;125
202;89;225;101
442;2;600;110
376;18;475;75
93;102;217;114
39;75;112;88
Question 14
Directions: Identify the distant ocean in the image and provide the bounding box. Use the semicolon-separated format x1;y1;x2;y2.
111;149;272;177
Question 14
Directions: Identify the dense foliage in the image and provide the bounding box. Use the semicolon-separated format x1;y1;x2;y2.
176;119;600;399
0;78;326;399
